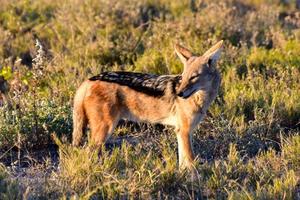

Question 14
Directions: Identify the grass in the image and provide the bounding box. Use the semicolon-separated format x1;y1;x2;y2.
0;163;21;200
0;0;299;199
26;132;299;199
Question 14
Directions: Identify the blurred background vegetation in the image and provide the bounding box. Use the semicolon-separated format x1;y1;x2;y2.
0;0;299;199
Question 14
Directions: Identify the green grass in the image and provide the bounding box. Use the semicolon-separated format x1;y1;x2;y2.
0;0;299;199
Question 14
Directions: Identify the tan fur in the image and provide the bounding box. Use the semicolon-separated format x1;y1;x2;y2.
72;41;223;169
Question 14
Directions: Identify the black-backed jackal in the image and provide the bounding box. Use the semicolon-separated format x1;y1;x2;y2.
72;41;223;169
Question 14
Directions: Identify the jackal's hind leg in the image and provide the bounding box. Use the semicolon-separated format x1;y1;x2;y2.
86;106;119;147
89;120;116;146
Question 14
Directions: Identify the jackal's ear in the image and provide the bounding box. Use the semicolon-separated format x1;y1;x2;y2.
203;40;223;66
174;43;193;64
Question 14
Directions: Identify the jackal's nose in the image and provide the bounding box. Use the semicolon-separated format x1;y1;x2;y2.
178;91;184;97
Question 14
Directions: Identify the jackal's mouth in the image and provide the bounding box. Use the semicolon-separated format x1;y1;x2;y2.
178;88;197;99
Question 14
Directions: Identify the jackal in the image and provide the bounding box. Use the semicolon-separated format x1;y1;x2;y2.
72;41;223;169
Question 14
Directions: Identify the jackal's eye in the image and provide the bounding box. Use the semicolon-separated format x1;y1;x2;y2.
191;72;198;78
190;74;198;81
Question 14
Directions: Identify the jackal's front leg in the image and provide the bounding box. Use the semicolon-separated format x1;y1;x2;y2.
176;127;194;169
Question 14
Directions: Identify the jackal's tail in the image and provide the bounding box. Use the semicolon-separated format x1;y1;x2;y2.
72;81;88;146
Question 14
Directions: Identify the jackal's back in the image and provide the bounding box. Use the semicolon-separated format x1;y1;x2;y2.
89;71;181;97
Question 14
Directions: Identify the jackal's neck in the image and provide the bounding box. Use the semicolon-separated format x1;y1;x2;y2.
192;73;221;113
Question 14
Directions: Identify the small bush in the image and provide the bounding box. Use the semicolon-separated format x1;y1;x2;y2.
0;164;21;200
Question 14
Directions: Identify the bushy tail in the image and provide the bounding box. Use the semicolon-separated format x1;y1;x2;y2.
72;81;88;146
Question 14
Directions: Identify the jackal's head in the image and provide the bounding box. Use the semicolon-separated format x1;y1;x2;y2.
175;41;223;99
